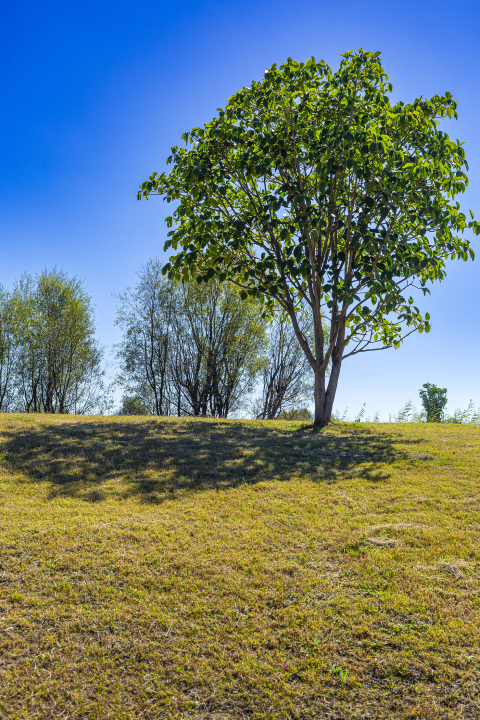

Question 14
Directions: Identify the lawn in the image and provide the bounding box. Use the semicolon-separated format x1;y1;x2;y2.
0;415;479;719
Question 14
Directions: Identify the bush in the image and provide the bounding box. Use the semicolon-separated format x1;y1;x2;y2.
277;408;313;421
118;396;149;416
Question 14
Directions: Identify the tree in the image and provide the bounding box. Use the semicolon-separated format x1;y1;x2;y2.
0;287;21;411
172;279;267;417
115;259;176;416
115;262;267;418
255;311;331;420
255;312;313;419
419;382;447;422
11;270;110;414
138;50;479;427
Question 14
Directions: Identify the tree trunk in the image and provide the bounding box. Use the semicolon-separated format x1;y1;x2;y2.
313;351;342;428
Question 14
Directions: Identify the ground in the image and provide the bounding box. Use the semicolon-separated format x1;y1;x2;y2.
0;414;479;719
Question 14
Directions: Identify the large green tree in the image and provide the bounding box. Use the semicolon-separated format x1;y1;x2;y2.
139;50;478;427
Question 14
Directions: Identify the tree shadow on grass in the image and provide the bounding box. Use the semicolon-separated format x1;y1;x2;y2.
1;417;427;502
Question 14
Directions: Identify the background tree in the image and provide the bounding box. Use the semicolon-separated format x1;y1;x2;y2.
0;287;20;411
419;382;448;422
139;50;479;428
172;279;267;417
115;262;267;418
11;270;110;414
255;311;331;419
255;312;313;419
115;259;176;415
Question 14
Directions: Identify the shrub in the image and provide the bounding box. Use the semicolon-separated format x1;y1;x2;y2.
118;396;149;416
419;383;448;422
277;408;313;421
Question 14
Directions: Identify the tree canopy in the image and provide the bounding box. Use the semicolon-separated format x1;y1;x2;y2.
0;270;110;414
139;50;478;426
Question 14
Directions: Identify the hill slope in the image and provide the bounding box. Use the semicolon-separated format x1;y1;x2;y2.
1;415;479;719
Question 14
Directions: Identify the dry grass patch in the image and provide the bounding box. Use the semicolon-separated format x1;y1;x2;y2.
0;415;480;718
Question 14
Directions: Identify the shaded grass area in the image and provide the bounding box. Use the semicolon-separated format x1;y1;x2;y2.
0;415;480;719
2;416;412;499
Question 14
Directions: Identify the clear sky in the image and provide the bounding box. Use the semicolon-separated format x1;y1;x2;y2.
1;0;479;418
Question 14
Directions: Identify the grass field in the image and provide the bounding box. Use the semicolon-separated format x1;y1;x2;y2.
1;415;479;719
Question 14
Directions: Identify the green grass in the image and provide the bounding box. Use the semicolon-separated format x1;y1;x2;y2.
1;415;480;719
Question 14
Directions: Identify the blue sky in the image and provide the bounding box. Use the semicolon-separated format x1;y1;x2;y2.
1;0;479;417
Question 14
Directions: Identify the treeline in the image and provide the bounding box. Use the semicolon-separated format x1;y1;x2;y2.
115;259;313;418
3;265;475;423
0;262;315;417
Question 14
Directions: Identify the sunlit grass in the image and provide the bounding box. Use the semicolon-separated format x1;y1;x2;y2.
1;415;479;718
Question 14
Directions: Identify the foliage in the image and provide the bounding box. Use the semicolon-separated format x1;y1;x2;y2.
332;403;372;422
277;407;313;421
353;403;367;422
388;397;480;424
443;399;480;424
419;382;448;422
389;400;426;423
331;406;350;422
6;270;111;414
139;50;479;427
